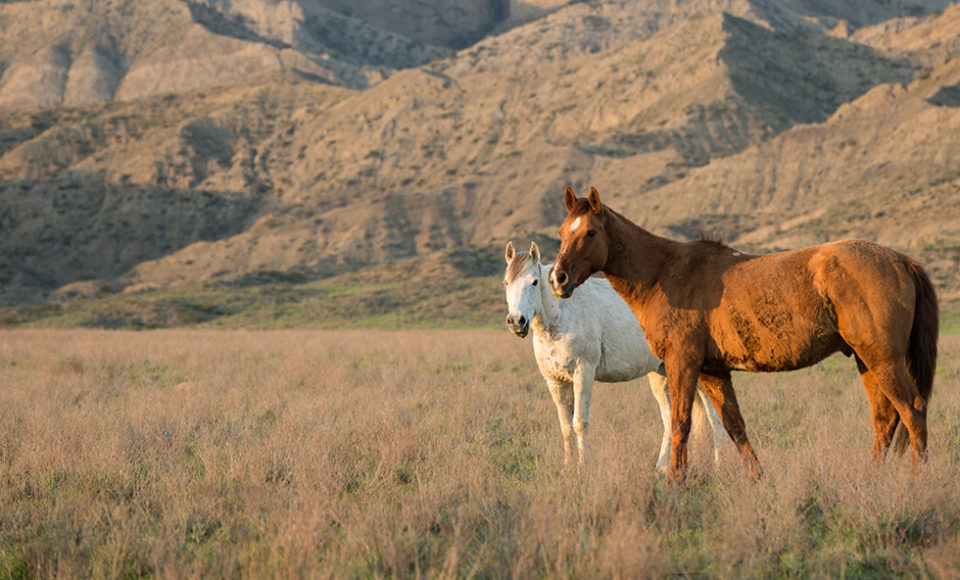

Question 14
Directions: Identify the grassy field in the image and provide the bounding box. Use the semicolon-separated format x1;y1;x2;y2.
0;329;958;578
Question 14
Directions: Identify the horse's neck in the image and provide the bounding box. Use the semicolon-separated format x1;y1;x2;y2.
532;263;564;333
602;208;675;304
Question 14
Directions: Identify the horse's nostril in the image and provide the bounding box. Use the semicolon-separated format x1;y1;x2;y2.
506;315;514;326
556;272;568;285
518;315;526;326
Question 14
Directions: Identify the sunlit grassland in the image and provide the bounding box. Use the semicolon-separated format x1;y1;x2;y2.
0;329;958;578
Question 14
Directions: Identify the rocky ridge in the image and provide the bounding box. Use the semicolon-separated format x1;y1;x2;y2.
1;0;959;318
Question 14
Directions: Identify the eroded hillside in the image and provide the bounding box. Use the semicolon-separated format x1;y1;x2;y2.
1;0;959;326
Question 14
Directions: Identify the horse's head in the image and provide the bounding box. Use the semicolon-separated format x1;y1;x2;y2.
503;240;543;338
549;186;608;299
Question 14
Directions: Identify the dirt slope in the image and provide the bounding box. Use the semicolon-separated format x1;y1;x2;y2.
0;0;452;108
1;0;959;319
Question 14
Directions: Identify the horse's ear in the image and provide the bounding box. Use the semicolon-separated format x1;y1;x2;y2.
564;186;577;213
505;241;515;264
529;241;541;263
588;186;603;214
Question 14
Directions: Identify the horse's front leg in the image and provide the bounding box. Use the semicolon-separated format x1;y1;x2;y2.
665;354;700;485
697;371;761;479
546;378;576;469
572;364;596;471
647;366;672;474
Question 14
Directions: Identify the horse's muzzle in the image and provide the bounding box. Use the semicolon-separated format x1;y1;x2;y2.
548;267;574;299
551;285;572;299
506;314;529;338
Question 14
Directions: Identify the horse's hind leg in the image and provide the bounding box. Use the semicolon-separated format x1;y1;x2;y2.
847;315;927;464
696;386;727;467
857;357;901;462
647;367;672;473
860;360;927;467
696;371;761;479
546;378;576;470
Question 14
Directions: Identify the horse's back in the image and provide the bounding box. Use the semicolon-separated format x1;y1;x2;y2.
808;240;915;298
706;239;918;371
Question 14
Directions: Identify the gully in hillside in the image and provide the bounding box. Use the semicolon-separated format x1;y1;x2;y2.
548;186;938;484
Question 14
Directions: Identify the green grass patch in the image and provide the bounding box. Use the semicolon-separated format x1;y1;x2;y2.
0;274;505;331
941;310;960;335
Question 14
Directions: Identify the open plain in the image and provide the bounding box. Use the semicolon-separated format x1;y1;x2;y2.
0;328;958;578
3;1;960;576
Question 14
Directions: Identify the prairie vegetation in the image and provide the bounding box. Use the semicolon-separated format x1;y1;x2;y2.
0;329;958;577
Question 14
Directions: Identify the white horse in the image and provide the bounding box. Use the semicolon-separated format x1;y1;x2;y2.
504;241;727;472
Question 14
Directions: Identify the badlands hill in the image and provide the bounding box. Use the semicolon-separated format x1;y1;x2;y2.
0;0;959;328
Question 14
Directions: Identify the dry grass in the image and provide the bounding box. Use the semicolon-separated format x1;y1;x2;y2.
0;329;958;578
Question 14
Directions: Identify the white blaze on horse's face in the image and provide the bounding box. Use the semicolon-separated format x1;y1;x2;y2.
552;213;607;298
504;258;541;339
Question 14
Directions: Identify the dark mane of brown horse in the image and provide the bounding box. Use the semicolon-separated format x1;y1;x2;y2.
694;230;727;248
550;187;938;484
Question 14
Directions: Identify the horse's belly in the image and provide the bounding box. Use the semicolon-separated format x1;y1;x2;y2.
707;290;846;372
594;332;660;382
595;363;650;383
713;325;843;372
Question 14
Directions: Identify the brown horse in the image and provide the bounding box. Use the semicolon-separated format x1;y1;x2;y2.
549;186;938;483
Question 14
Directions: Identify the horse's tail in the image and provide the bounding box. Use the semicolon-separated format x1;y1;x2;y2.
892;258;939;454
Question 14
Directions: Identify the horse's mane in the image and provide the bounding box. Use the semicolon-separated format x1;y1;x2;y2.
692;229;730;250
505;251;533;284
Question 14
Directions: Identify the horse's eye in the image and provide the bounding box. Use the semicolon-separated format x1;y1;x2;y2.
532;279;538;286
587;230;597;237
